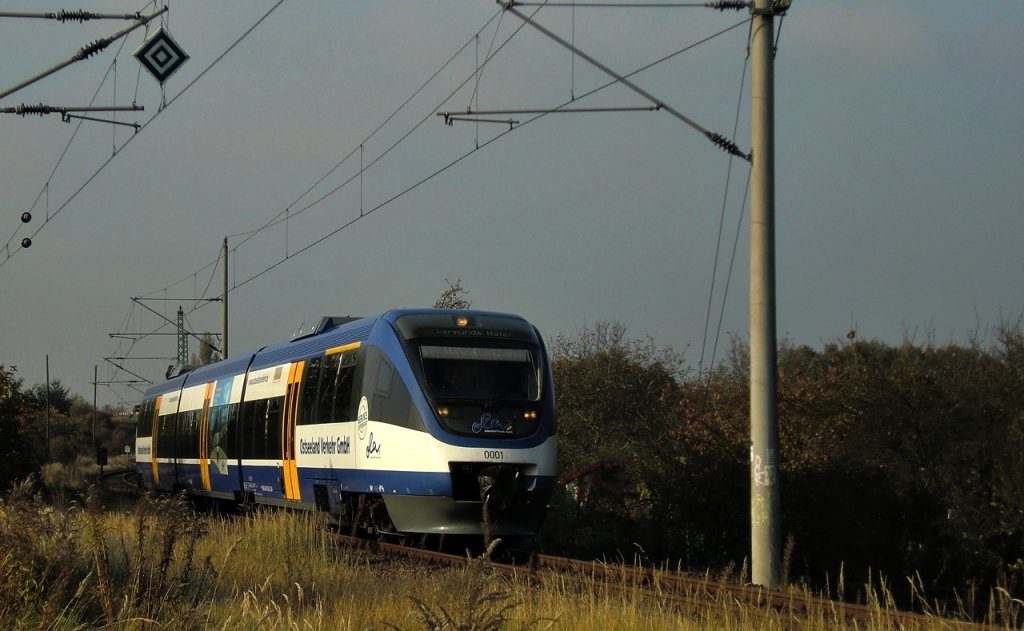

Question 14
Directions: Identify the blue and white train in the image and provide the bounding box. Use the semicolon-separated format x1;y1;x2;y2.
135;309;557;537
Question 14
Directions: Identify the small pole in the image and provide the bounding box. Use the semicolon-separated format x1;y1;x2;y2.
45;354;50;457
222;237;229;359
92;364;98;450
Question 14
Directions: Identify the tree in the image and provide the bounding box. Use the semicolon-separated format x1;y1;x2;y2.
192;333;220;366
433;278;472;309
543;322;689;559
27;379;72;415
0;366;36;490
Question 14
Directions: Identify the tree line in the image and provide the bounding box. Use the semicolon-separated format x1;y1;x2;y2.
0;370;134;489
539;320;1024;608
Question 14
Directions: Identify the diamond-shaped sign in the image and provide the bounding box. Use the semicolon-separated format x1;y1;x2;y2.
134;27;189;84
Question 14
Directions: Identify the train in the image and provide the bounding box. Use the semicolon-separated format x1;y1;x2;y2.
135;308;557;538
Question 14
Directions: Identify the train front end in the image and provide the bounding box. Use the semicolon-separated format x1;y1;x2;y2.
372;310;557;537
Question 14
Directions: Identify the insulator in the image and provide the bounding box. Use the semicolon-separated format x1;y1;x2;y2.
21;212;31;223
705;1;749;11
75;38;111;61
55;9;94;23
17;103;52;117
706;132;750;161
21;238;32;249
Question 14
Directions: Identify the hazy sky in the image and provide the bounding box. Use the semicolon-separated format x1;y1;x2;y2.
2;1;1021;407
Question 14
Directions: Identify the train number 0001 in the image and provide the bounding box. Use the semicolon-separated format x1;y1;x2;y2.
483;450;504;460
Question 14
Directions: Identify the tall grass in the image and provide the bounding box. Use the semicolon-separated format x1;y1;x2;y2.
1;479;1019;630
40;454;135;493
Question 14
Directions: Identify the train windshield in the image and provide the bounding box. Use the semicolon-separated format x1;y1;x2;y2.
418;345;540;402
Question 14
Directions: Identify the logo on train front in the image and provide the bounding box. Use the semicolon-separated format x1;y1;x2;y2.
472;413;512;434
357;396;369;439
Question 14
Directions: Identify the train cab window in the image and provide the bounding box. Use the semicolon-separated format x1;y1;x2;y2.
419;346;540;402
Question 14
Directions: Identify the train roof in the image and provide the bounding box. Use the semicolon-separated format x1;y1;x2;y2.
250;314;378;370
141;308;537;399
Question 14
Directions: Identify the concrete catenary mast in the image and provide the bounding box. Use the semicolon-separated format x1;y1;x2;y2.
749;0;787;588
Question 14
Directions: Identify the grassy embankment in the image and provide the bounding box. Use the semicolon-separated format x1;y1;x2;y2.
1;479;1020;630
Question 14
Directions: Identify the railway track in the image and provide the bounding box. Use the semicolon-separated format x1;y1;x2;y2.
92;478;1007;629
325;532;1002;630
95;467;142;494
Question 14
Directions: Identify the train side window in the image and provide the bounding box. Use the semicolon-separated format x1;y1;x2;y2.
241;397;284;459
224;402;240;457
333;353;356;422
158;413;175;458
300;356;322;425
365;348;421;431
137;400;154;438
239;399;257;458
182;410;199;458
209;404;230;458
318;354;341;424
261;397;283;459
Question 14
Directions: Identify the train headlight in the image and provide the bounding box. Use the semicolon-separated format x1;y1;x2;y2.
455;316;470;327
437;407;450;417
523;410;537;420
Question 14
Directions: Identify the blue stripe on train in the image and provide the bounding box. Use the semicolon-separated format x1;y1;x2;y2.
146;461;556;500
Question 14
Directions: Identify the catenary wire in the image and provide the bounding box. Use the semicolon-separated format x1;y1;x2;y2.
230;16;749;291
232;12;750;266
118;6;741;304
699;18;751;378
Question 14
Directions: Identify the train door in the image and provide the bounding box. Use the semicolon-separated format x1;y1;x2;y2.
281;360;304;501
237;363;289;501
175;384;206;490
135;395;160;489
199;382;214;492
207;375;242;497
289;344;360;511
155;389;182;491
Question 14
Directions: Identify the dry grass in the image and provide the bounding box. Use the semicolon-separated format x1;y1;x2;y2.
40;454;135;493
1;481;1020;630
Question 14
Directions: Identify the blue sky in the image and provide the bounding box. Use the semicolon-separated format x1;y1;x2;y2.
1;1;1021;406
